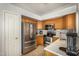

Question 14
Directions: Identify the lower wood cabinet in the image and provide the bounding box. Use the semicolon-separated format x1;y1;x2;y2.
36;35;44;46
44;50;57;56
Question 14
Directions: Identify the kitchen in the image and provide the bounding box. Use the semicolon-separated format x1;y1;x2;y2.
21;13;77;56
0;3;79;56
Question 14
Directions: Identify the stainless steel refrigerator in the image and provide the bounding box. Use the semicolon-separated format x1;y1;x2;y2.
22;22;36;54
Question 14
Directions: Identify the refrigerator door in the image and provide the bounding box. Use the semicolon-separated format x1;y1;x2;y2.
30;24;36;40
23;23;30;41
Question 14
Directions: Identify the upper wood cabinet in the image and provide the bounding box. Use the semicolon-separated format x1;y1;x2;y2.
65;13;76;29
22;16;37;24
22;13;76;30
41;13;76;30
42;17;65;30
37;21;43;29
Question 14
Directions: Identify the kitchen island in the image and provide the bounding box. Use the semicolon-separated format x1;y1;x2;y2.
44;38;67;56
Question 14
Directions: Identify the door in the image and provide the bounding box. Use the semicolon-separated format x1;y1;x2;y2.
4;12;21;56
33;24;36;39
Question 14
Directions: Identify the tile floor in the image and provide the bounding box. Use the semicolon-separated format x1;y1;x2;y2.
24;45;44;56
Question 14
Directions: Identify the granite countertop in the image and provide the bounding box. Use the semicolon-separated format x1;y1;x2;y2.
44;38;67;56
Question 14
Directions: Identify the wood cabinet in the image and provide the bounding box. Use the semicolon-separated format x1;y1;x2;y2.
42;17;64;30
40;13;76;30
37;21;43;29
36;35;44;46
22;16;37;24
65;13;76;29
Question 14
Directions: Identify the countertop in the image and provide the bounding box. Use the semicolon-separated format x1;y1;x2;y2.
44;38;68;56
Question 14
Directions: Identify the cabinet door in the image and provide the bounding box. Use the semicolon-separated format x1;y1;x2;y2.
4;12;21;56
36;36;44;46
66;14;76;29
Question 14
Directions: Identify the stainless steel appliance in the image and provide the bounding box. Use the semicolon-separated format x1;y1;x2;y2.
45;24;55;30
44;24;56;46
22;22;36;54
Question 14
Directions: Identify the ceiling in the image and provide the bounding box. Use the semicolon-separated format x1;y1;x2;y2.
11;3;76;16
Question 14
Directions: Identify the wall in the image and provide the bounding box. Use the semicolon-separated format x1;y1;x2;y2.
76;4;79;35
76;4;79;49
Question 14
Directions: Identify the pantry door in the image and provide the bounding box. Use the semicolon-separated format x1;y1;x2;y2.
4;12;21;56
